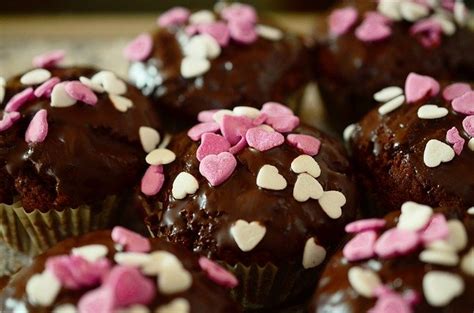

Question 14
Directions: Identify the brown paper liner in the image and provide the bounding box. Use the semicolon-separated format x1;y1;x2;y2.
0;196;118;255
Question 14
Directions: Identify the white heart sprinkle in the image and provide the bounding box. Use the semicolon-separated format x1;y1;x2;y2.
158;266;193;295
172;172;199;200
419;249;459;266
139;126;161;153
0;85;5;104
400;1;429;22
427;240;457;252
142;251;182;276
373;86;403;102
51;83;77;108
423;139;455;168
318;191;346;219
417;104;449;119
256;165;287;191
343;124;356;142
0;77;5;87
431;14;456;36
230;220;266;252
155;298;190;313
145;148;176;165
468;207;474;215
20;69;51;86
71;244;108;262
423;271;464;307
256;24;283;41
377;0;402;21
189;10;216;24
79;76;104;93
26;270;61;306
454;1;467;26
302;237;326;269
291;155;321;178
213;109;234;124
461;248;474;276
293;173;324;202
114;252;152;267
397;201;433;231
102;74;127;95
233;106;261;119
468;138;474;151
378;95;405;115
348;267;382;298
110;94;133;112
181;57;211;79
184;34;221;60
52;303;77;313
446;219;468;251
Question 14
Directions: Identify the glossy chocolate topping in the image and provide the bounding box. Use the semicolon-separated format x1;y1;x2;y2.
0;67;161;212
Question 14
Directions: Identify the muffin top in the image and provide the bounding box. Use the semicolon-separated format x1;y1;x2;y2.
139;102;358;267
0;54;162;212
125;3;311;121
0;227;240;313
311;203;474;313
348;73;474;212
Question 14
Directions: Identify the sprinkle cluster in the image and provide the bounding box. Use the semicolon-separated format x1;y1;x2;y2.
329;0;468;47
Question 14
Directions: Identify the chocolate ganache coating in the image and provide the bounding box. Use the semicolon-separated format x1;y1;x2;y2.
0;230;240;313
0;67;161;212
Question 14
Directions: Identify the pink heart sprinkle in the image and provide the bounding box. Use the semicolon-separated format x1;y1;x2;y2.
34;77;61;98
355;19;392;42
123;33;153;62
410;19;442;48
443;83;471;101
419;213;449;245
374;228;420;259
266;115;300;133
198;109;220;122
246;127;285;152
199;152;237;186
198;257;239;288
157;7;190;27
65;81;98;105
221;3;257;24
287;134;321;156
229;136;248;155
228;19;258;44
198;22;231;46
188;122;220;141
261;102;293;117
140;165;164;196
5;87;35;113
328;7;358;36
446;127;465;155
369;292;412;313
343;230;377;261
345;218;386;233
32;50;65;68
111;226;151;253
78;287;115;313
197;133;231;161
405;72;440;104
463;115;474;137
104;266;155;307
221;115;253;145
452;90;474;115
0;111;21;132
25;109;48;144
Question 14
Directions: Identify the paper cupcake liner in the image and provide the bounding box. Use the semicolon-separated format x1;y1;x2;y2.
0;196;118;255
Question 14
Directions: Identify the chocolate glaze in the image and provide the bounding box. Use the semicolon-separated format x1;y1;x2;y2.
350;82;474;215
0;67;161;212
310;210;474;313
0;230;240;313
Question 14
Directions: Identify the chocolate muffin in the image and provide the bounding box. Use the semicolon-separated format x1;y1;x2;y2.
0;52;162;254
314;0;474;131
347;73;474;215
310;202;474;313
137;102;359;308
125;3;312;130
0;226;240;313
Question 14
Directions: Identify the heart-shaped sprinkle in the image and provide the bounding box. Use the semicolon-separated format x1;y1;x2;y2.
230;220;266;252
197;133;231;161
172;172;199;200
141;251;181;276
212;109;234;124
302;237;326;269
256;24;283;41
467;207;474;215
400;1;429;22
34;77;60;98
5;87;35;112
469;138;474;151
111;226;150;253
109;95;133;112
198;22;230;46
419;249;459;266
377;0;402;20
26;270;61;306
446;127;465;155
184;34;221;60
291;155;321;178
256;165;287;190
233;106;261;119
181;56;210;79
398;201;433;231
355;19;392;42
246;127;284;151
374;228;419;258
229;136;248;155
0;83;4;104
461;248;474;276
261;102;293;116
318;191;346;219
378;95;405;115
157;7;190;27
443;83;471;101
33;50;65;68
65;81;98;105
139;126;160;153
287;134;321;156
266;114;300;133
369;291;412;313
293;173;323;202
329;7;358;36
20;69;51;86
93;72;127;95
417;104;449;119
198;257;238;288
348;267;382;298
158;266;193;295
410;19;443;48
462;115;474;137
199;152;237;186
343;124;356;142
146;148;176;166
123;33;153;62
345;219;386;233
423;139;455;168
189;10;216;25
228;19;258;44
446;220;468;251
373;86;403;102
454;1;468;25
51;83;77;108
114;252;152;267
156;298;190;313
221;115;253;145
25;109;49;144
78;287;114;313
188;122;220;141
423;271;464;307
405;73;440;103
79;76;105;93
0;111;21;132
343;230;377;261
72;244;108;262
141;165;164;196
420;214;449;244
452;91;474;115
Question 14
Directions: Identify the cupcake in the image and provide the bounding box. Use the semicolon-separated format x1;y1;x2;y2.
347;73;474;215
0;226;240;313
125;3;312;130
313;0;474;131
137;102;359;308
0;51;162;254
310;202;474;312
